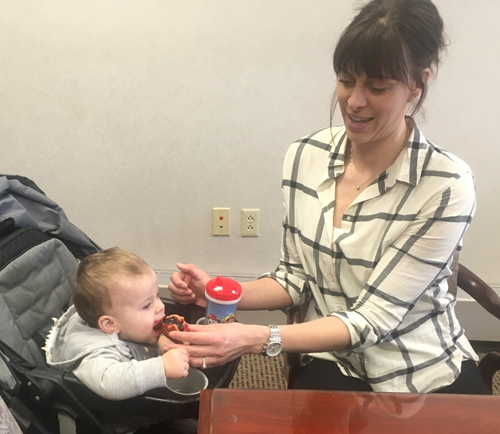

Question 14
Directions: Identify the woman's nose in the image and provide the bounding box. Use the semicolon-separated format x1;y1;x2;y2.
348;85;367;110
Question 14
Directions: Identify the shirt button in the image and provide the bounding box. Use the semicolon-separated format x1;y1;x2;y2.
346;216;352;221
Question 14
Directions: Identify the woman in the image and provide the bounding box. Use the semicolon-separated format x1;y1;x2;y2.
167;0;489;394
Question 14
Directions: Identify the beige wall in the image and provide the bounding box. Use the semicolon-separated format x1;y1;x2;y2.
1;0;499;296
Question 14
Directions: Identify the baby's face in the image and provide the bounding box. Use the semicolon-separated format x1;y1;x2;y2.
106;268;165;345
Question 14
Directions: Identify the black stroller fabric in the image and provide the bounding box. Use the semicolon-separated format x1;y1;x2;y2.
0;228;83;433
0;175;100;258
0;174;105;433
1;229;76;364
0;228;76;370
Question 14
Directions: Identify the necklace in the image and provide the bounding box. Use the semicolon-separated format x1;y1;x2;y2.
349;140;407;191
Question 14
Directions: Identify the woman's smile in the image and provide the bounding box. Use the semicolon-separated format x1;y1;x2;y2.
346;114;375;131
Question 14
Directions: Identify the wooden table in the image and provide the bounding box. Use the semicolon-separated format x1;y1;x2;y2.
199;388;499;433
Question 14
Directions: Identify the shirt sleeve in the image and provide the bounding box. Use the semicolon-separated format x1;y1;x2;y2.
260;138;325;307
260;213;311;307
73;347;167;400
332;170;476;353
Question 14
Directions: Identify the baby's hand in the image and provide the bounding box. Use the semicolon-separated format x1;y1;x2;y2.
162;348;189;379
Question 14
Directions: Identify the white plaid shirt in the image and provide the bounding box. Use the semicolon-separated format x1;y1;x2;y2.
266;124;477;393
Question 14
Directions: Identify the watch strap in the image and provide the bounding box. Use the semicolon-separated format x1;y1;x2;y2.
262;324;282;356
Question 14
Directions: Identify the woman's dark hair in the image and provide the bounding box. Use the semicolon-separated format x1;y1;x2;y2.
333;0;446;118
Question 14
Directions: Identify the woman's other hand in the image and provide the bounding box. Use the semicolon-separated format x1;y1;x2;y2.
168;263;210;307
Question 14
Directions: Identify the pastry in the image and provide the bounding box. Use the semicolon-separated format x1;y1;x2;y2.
155;314;188;343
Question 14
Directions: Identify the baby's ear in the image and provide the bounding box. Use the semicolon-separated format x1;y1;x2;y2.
98;315;120;334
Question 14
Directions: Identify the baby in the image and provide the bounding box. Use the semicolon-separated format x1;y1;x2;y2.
45;247;189;401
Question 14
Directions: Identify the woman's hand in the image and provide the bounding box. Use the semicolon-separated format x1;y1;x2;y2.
162;317;351;369
161;323;270;369
168;263;210;307
158;335;174;354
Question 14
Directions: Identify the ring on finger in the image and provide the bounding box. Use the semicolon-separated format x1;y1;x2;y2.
202;357;207;369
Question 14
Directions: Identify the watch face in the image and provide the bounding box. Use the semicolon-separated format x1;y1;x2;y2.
266;342;283;356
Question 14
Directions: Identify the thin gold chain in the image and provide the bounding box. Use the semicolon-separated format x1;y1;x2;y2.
348;140;407;191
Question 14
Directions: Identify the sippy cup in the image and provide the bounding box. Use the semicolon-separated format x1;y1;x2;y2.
204;276;242;324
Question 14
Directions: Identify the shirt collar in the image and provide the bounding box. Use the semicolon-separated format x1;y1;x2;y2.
395;124;430;188
327;129;348;179
325;123;430;191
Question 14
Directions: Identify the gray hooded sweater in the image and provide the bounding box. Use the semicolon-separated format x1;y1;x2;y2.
45;305;167;401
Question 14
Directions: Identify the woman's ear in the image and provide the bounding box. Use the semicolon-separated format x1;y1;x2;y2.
98;315;120;334
421;67;431;84
410;68;431;101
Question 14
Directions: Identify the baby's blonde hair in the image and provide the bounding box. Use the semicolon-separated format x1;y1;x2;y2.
73;247;151;328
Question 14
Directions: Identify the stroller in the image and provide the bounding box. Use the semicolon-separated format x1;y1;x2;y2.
0;175;239;433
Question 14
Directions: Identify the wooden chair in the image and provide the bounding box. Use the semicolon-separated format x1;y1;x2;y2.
285;260;500;393
458;263;500;391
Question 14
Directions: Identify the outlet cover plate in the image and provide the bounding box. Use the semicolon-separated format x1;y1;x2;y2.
241;208;259;237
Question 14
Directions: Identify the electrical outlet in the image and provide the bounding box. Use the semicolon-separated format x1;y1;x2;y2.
241;209;259;237
212;207;230;236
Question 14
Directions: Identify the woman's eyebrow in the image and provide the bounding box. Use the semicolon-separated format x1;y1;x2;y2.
366;77;395;84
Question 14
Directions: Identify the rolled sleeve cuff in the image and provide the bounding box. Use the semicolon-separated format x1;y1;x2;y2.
330;311;378;353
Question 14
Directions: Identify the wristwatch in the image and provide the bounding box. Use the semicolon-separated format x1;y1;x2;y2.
262;325;283;357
